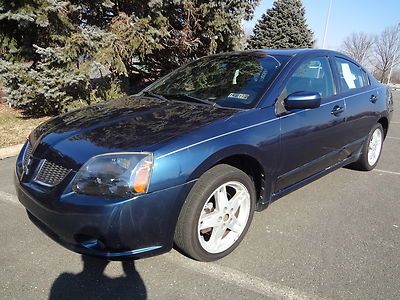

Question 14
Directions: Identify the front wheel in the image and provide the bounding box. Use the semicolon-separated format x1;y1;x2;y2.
174;164;256;261
351;123;384;171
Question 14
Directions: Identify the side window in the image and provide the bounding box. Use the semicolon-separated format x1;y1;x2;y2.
285;57;335;98
335;58;365;92
362;70;371;86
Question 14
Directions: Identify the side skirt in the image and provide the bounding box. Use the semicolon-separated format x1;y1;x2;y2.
255;155;358;211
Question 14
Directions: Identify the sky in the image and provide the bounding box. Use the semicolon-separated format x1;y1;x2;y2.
244;0;400;49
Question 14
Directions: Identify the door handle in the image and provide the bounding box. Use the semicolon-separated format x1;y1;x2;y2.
331;105;345;116
370;95;378;103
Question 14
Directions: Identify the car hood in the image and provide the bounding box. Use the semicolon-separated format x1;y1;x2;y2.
29;96;236;169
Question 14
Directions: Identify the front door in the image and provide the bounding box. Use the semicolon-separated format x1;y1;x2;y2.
275;56;347;191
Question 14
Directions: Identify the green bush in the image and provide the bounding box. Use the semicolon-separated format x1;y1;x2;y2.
0;60;81;116
0;56;125;117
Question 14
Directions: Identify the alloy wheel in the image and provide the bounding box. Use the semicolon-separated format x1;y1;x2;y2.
197;181;251;254
367;128;383;166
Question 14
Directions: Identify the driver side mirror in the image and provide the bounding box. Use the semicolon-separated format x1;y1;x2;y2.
284;91;321;110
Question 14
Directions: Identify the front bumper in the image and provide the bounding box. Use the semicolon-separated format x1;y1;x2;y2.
15;175;195;260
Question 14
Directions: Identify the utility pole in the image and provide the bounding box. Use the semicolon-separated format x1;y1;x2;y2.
322;0;333;49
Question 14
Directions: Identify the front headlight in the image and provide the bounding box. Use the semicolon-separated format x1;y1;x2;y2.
72;153;153;197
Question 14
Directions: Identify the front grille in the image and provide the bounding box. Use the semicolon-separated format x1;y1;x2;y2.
34;160;71;187
23;142;33;172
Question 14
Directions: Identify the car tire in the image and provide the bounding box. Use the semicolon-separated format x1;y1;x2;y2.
351;123;384;171
174;164;256;261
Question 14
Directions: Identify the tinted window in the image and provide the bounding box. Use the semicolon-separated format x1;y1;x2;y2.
148;54;290;109
335;58;365;91
285;57;335;98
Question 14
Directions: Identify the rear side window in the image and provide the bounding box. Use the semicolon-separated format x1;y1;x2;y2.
285;57;335;98
335;58;365;92
362;70;371;86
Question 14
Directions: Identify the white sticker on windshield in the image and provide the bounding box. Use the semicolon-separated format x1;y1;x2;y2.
228;93;250;100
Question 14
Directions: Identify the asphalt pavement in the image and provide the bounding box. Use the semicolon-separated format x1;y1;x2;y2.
1;92;399;300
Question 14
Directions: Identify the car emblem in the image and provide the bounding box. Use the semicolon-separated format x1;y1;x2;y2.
24;158;33;175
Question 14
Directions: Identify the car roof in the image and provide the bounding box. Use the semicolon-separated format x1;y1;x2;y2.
259;48;313;56
209;48;348;59
251;48;345;58
206;48;365;70
224;48;362;67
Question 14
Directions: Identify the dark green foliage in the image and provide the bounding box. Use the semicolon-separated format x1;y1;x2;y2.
0;0;117;116
98;0;262;78
0;0;260;116
247;0;314;49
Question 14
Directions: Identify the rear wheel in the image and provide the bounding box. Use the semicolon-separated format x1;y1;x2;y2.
351;123;384;171
174;164;256;261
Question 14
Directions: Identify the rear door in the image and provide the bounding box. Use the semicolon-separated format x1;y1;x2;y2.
275;56;347;191
333;57;379;154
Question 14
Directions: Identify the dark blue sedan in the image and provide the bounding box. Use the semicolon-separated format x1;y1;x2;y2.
15;49;393;261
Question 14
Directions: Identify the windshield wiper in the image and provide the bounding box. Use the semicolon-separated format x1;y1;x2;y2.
166;93;222;108
142;91;169;102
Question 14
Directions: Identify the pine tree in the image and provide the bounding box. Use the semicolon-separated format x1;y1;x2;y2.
0;0;118;116
247;0;314;49
99;0;261;79
0;0;260;116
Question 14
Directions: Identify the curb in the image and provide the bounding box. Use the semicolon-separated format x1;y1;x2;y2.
0;144;23;160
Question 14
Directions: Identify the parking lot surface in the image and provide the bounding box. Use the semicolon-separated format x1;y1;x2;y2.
1;92;399;300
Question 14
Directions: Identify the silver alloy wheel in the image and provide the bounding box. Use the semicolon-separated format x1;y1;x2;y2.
197;181;251;254
368;127;383;166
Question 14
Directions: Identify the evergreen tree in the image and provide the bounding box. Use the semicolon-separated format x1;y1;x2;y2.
247;0;314;49
99;0;261;79
0;0;118;115
0;0;260;116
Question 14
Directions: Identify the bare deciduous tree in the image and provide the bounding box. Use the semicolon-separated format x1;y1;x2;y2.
372;23;400;82
342;32;374;65
390;69;400;84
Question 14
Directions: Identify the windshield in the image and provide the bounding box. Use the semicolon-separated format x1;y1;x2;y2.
147;53;290;109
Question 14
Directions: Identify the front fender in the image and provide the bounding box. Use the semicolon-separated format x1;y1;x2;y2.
150;107;280;193
187;144;266;181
